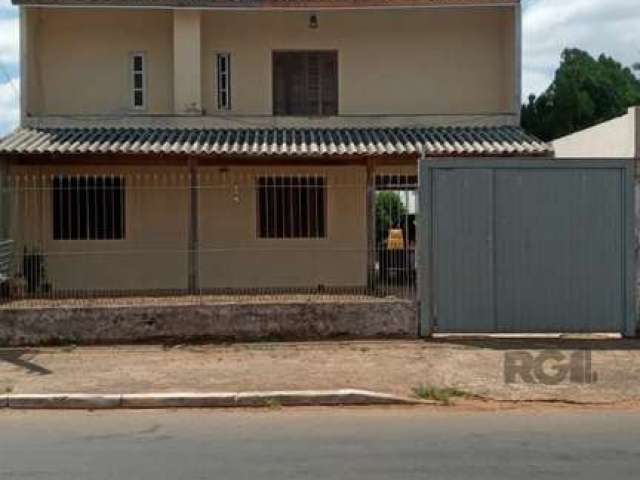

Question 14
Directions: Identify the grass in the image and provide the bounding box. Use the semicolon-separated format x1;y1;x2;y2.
265;398;282;410
412;385;468;405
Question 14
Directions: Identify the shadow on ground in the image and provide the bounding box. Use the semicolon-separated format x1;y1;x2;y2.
429;338;640;351
0;350;52;375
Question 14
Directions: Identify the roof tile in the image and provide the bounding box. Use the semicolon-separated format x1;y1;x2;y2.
0;126;551;157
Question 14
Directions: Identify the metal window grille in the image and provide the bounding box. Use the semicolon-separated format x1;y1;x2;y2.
217;53;231;111
131;52;146;110
257;176;326;239
375;175;418;191
52;176;126;240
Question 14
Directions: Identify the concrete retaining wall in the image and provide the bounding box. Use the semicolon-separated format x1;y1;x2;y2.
636;179;640;332
0;300;417;346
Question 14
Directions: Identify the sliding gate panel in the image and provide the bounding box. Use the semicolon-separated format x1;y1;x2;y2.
420;159;634;335
495;169;624;333
431;169;495;333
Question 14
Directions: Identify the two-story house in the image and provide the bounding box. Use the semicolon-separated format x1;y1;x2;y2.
0;0;550;296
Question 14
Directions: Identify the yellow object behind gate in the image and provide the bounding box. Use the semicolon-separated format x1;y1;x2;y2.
386;229;405;250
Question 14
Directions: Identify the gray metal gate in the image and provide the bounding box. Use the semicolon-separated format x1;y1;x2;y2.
419;159;635;336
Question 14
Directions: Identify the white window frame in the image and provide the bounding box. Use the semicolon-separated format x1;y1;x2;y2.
130;52;147;111
216;53;231;111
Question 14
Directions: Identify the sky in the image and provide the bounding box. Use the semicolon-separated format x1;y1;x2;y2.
0;0;638;134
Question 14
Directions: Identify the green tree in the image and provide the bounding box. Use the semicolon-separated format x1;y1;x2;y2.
375;191;407;247
522;48;640;141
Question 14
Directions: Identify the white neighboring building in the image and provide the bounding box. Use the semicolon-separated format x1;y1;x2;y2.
553;106;640;159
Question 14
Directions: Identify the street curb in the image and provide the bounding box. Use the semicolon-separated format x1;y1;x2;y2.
8;394;121;409
121;392;237;409
235;390;413;407
1;389;420;410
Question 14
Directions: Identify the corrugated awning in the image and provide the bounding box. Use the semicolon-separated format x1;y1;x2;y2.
0;126;551;157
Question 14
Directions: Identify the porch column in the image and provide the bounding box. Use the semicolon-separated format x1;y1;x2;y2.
173;10;202;114
188;158;199;293
513;1;523;123
0;157;7;240
20;7;43;123
366;159;376;291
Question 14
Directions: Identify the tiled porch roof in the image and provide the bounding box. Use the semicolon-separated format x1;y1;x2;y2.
12;1;519;8
0;126;551;157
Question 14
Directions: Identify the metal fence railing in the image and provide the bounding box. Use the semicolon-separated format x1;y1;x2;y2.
0;239;13;279
0;169;418;306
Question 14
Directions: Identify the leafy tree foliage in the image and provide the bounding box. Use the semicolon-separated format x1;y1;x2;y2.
375;191;407;247
522;48;640;141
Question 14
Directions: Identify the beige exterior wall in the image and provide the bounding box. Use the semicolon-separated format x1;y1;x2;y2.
25;8;174;115
201;8;515;116
7;164;369;292
198;166;367;289
173;10;202;114
375;164;418;177
24;6;516;119
8;165;189;292
553;107;640;159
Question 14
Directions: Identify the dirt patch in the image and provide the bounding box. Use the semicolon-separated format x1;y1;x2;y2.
2;340;640;405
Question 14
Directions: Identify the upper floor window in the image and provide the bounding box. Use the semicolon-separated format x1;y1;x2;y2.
216;53;231;111
130;52;146;110
273;51;338;116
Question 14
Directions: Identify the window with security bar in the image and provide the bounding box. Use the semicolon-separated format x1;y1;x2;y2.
257;176;326;239
375;175;418;191
130;52;146;110
53;176;126;240
216;53;231;110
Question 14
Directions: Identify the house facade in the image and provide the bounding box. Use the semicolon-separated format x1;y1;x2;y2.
0;0;550;295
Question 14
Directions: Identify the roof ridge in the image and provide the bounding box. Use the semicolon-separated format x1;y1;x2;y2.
13;0;519;8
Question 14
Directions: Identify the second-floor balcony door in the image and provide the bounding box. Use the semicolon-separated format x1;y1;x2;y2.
273;51;338;116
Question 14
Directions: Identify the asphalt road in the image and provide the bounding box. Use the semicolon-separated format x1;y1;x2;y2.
0;407;639;479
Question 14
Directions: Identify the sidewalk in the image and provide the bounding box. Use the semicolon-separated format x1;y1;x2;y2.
2;339;640;405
